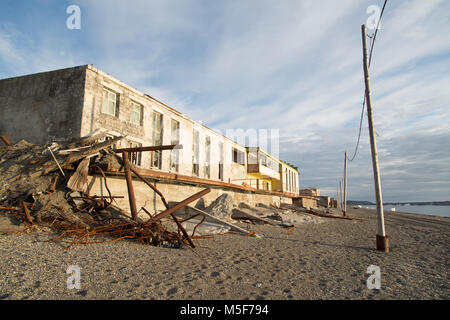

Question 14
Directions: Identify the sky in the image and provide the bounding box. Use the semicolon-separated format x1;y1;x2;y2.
0;0;449;202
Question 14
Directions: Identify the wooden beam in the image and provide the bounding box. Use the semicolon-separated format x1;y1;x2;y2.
149;188;211;222
42;136;124;175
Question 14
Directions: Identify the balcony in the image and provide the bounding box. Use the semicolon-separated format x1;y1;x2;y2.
247;163;280;180
246;147;280;180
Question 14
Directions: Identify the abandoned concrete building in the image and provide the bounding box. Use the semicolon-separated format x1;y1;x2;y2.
0;65;304;211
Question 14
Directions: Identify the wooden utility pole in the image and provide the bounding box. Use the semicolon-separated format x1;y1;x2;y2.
361;24;389;252
343;151;347;216
339;180;343;210
336;185;339;209
337;183;340;209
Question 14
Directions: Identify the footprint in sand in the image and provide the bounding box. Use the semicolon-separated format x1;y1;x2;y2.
210;271;221;278
166;287;178;296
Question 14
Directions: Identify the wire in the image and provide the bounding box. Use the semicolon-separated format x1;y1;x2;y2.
347;0;387;162
369;0;388;67
346;99;365;162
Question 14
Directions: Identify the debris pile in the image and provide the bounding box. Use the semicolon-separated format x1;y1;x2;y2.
0;133;343;249
0;133;208;249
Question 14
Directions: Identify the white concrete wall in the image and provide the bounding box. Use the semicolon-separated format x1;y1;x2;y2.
86;174;293;219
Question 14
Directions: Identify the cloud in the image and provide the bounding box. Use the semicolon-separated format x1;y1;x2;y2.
0;0;449;201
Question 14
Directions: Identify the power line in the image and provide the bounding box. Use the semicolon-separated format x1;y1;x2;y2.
347;0;388;162
369;0;388;68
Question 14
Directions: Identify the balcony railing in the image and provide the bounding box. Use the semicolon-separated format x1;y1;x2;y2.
247;163;280;180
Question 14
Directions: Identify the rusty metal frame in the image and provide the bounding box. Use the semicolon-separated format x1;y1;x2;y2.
122;151;138;222
129;166;201;248
113;144;182;153
113;144;209;248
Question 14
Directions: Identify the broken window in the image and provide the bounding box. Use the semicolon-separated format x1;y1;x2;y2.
204;136;211;179
248;150;258;165
170;119;180;172
130;102;142;125
259;152;278;172
128;141;142;166
151;111;163;169
232;148;245;165
192;129;200;176
102;88;118;117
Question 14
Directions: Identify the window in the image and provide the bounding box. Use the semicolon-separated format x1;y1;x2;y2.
290;171;294;192
218;142;224;181
204;136;211;179
192;129;200;176
293;174;297;193
259;152;278;172
248;150;258;165
130;102;142;125
170;119;180;172
102;88;118;116
99;134;117;150
232;148;245;165
127;141;142;166
151;111;163;169
285;169;289;191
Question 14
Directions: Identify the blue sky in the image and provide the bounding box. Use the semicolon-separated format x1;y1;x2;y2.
1;0;449;202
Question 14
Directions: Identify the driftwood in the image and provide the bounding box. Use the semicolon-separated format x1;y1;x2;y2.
231;209;295;229
66;130;110;149
21;202;33;224
231;209;277;226
67;158;90;192
48;174;59;193
0;136;11;146
308;208;364;221
47;147;66;177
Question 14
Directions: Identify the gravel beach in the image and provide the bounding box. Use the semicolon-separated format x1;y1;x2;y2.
0;207;448;300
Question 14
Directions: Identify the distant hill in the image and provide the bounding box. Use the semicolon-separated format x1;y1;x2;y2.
346;200;450;206
384;201;450;206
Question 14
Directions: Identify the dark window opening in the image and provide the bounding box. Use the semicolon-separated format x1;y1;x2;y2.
232;148;245;165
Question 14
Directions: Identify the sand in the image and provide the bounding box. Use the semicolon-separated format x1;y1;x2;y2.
0;207;448;300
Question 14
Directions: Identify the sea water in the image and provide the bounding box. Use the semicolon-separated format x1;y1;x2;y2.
365;205;450;218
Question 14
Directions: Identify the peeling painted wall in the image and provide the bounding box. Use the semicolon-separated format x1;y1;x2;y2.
81;65;248;184
0;66;87;144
